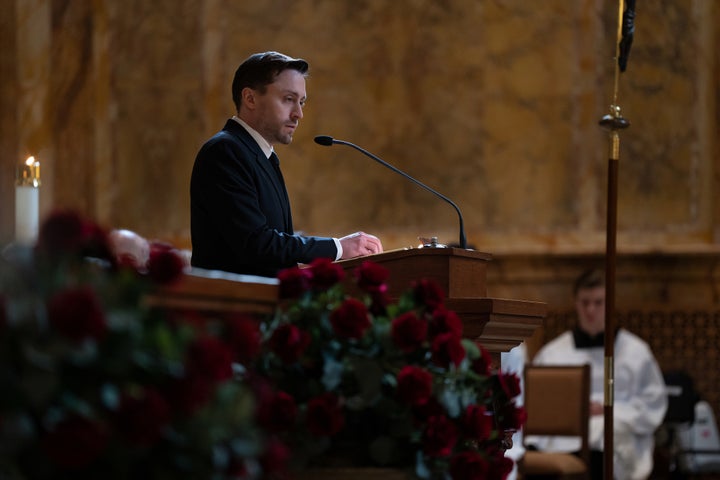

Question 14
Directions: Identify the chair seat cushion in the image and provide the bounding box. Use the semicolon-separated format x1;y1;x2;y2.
523;451;587;474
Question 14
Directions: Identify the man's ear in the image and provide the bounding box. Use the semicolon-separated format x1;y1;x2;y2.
242;88;256;110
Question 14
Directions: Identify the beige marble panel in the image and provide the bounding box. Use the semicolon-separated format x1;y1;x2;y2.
612;1;707;232
50;0;96;215
0;0;718;254
108;0;204;239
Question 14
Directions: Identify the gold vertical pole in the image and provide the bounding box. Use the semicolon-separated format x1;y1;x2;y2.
598;1;633;479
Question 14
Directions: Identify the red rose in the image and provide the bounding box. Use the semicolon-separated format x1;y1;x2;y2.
277;266;312;299
185;336;234;382
42;414;108;469
147;241;185;284
269;323;311;364
245;372;275;403
83;221;113;261
391;311;428;353
498;371;522;399
422;414;458;457
330;298;371;340
308;257;345;290
368;290;390;317
429;307;463;339
47;286;107;343
37;209;87;256
260;437;291;475
306;392;345;436
471;344;493;376
449;451;489;480
412;278;445;310
488;451;515;480
354;261;389;294
115;387;170;446
460;404;492;441
36;209;111;261
257;390;297;433
498;403;527;431
431;332;466;368
397;365;433;406
225;314;261;365
412;397;446;421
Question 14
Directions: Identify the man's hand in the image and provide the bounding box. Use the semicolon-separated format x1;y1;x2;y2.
339;232;383;259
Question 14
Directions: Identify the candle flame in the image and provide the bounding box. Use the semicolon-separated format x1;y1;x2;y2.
18;156;40;186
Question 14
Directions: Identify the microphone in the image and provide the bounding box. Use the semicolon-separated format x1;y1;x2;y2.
314;135;467;249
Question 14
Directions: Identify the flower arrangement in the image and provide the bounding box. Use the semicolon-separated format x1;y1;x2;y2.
253;259;526;480
0;210;525;480
0;210;260;480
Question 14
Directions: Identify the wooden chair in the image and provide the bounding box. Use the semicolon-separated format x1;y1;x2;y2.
521;364;591;480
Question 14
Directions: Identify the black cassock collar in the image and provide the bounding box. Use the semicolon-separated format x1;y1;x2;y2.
572;327;621;349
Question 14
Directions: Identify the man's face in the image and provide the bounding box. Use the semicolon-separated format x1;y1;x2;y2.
575;286;605;336
250;69;306;145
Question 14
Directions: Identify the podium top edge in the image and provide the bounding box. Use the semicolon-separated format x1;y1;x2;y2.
185;267;280;285
336;247;493;267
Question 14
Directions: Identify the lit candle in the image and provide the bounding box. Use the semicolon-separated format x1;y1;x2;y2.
15;156;41;244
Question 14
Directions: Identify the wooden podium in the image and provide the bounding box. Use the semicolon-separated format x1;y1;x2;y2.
337;248;546;360
144;267;279;316
146;248;545;361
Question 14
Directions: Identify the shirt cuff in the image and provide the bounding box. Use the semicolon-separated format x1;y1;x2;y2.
333;238;342;261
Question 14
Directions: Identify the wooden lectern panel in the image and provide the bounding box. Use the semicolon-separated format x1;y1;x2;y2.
144;267;279;315
337;247;493;298
338;247;546;360
449;297;546;354
145;250;545;361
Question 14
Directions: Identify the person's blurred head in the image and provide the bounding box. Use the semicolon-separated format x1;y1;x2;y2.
573;269;605;336
108;229;150;269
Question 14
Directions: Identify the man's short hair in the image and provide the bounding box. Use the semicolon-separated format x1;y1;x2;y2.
231;51;309;111
573;268;605;296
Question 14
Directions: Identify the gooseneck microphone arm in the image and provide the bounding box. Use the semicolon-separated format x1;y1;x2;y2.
314;135;467;249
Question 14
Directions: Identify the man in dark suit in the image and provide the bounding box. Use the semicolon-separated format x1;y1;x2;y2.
190;51;383;277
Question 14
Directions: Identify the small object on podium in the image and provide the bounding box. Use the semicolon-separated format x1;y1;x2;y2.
417;236;446;249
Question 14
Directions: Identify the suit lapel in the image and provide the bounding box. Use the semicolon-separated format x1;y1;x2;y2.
269;152;293;232
222;121;293;232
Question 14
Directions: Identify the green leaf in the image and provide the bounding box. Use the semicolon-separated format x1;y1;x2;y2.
322;354;344;391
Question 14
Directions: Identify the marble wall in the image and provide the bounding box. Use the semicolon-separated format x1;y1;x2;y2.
1;0;718;256
2;2;720;459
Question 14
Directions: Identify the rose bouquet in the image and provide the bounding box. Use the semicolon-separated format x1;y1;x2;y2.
245;258;526;480
0;210;525;480
0;210;270;480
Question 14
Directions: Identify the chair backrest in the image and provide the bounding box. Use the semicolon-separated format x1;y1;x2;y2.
523;364;591;464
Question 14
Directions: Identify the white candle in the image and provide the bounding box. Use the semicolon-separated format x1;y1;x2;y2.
15;156;41;245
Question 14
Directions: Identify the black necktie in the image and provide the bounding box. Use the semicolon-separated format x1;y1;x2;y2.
269;151;285;188
269;151;280;168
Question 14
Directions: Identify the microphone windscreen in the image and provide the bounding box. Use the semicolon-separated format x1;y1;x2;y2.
314;135;334;146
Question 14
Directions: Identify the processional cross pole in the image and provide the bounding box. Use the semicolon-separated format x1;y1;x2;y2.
598;1;635;480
